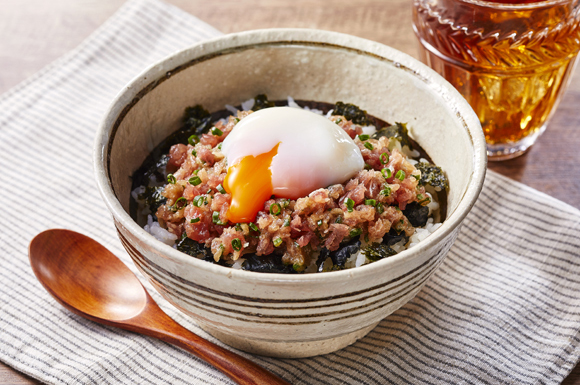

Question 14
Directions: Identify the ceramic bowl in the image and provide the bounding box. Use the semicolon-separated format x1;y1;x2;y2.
94;28;487;358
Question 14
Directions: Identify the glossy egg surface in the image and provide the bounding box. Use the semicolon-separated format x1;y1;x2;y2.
222;107;364;222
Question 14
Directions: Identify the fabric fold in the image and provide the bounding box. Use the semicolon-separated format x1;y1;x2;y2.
1;0;579;384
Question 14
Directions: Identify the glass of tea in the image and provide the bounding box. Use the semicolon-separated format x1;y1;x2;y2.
413;0;580;160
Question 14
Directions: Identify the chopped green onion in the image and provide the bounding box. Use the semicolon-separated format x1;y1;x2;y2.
212;211;226;225
249;223;259;232
191;149;197;156
167;174;176;184
273;237;283;247
171;197;187;211
345;198;355;213
189;176;201;186
190;217;200;224
234;117;240;123
317;219;323;226
211;127;223;136
412;173;420;181
188;134;199;145
382;186;392;197
349;228;362;238
216;184;226;194
335;118;342;124
382;168;392;179
192;195;205;207
358;134;370;141
283;217;291;227
281;199;290;208
380;152;389;164
270;203;282;215
231;238;242;251
364;163;372;170
364;142;374;150
335;216;343;224
376;202;384;214
365;199;376;207
396;170;406;181
194;169;199;175
417;194;424;200
217;143;222;150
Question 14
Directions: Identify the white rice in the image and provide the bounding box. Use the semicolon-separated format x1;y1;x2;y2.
360;125;377;136
144;215;177;245
241;98;255;111
231;259;245;270
287;96;302;109
225;104;238;114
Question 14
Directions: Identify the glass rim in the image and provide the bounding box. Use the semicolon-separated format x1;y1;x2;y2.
458;0;576;10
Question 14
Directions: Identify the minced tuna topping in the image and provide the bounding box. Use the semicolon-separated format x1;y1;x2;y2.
132;97;448;273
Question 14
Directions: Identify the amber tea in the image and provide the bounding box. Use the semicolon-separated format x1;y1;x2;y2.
413;0;580;160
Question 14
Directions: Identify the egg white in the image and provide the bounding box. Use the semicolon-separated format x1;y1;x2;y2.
221;107;364;198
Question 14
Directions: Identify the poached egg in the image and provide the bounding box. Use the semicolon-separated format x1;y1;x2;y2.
221;107;364;222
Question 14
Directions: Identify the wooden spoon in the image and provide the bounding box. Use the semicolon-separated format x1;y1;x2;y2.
28;229;291;385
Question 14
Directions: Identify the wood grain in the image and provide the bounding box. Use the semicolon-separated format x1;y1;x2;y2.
2;0;579;384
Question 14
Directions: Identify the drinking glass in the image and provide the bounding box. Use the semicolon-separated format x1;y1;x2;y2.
413;0;580;160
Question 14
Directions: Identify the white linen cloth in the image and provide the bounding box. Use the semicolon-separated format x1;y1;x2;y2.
1;0;580;383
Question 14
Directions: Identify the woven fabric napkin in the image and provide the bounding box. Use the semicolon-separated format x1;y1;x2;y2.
2;0;580;384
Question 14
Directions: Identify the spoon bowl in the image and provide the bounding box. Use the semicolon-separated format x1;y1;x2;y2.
30;229;147;321
29;229;290;385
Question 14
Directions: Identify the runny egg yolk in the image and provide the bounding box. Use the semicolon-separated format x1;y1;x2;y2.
223;143;279;223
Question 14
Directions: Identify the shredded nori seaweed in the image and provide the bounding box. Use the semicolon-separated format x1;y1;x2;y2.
252;94;275;111
323;237;362;269
138;186;167;217
176;236;214;261
362;243;398;262
383;228;409;246
372;122;412;149
416;162;449;191
332;102;371;126
182;105;213;136
242;253;297;274
403;202;430;228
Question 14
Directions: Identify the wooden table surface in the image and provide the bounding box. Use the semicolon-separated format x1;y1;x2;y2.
2;0;579;384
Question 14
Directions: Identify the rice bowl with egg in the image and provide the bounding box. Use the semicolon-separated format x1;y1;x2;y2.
95;28;486;357
130;95;448;273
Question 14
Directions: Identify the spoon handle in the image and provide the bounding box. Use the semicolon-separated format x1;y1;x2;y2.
128;295;291;385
